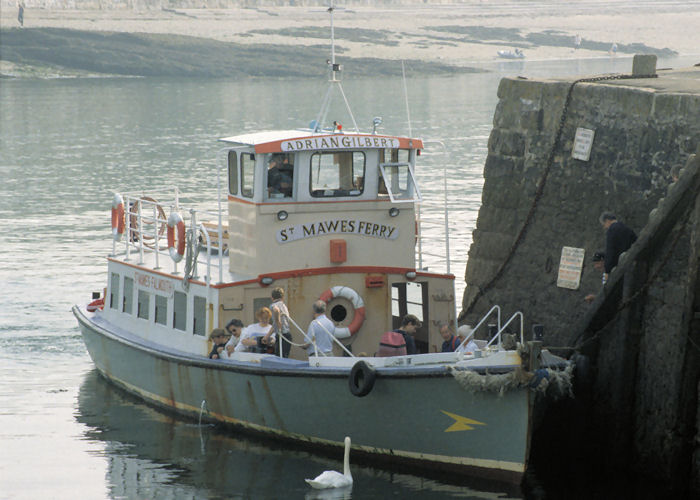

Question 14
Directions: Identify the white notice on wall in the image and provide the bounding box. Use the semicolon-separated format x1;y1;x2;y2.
557;246;585;290
572;127;595;161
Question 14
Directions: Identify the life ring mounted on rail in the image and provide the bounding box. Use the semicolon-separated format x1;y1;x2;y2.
111;194;125;242
167;212;186;263
319;286;366;339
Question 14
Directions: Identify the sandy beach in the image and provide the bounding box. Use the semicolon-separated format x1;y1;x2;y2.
1;1;699;76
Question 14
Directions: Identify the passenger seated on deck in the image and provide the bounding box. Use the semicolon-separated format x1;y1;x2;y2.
394;314;420;355
208;328;230;359
267;154;293;198
455;325;477;354
234;307;276;353
224;318;244;357
438;321;461;352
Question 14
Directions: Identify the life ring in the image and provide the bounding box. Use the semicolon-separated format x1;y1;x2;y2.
349;360;376;397
167;212;186;263
111;194;125;242
319;286;365;339
87;298;104;312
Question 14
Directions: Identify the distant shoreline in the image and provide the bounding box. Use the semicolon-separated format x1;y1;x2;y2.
1;4;697;78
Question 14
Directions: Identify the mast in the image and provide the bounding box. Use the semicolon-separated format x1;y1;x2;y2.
313;0;359;133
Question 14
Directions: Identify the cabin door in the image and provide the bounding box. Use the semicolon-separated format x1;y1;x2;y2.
391;281;429;353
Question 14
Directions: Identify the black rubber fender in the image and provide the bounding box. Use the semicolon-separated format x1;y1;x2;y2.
348;360;376;397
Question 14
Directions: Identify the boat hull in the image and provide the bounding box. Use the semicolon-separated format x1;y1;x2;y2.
74;306;531;483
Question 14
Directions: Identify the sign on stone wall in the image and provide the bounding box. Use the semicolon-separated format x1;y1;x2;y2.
572;127;595;161
557;246;585;290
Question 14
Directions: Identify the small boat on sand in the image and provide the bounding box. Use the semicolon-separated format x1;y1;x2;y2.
497;48;525;59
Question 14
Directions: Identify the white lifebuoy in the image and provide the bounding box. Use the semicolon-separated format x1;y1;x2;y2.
111;194;125;242
319;286;366;339
167;212;186;263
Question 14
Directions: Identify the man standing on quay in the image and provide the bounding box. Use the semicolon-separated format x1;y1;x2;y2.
599;212;637;284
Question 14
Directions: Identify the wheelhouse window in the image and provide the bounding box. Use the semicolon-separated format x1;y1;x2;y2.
123;276;133;314
155;295;167;325
240;153;255;198
137;290;150;320
266;153;294;200
228;151;238;195
173;291;187;331
110;273;119;310
310;151;365;197
378;148;421;202
193;296;206;336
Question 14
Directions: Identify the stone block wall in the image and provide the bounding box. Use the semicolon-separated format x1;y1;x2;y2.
461;67;700;492
461;71;700;345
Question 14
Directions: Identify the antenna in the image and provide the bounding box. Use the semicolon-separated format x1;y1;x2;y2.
401;60;413;138
313;0;359;133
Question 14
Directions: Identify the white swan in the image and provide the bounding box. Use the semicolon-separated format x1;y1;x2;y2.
305;436;353;489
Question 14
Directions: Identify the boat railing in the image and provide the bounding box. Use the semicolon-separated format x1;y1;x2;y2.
416;140;451;274
285;313;355;359
457;304;501;351
486;311;524;349
115;188;226;285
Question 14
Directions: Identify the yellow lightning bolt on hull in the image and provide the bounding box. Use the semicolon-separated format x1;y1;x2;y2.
441;410;487;432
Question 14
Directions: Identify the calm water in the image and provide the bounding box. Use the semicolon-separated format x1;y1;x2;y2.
1;55;695;499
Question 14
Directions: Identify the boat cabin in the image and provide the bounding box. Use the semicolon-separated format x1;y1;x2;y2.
101;129;457;359
220;130;423;276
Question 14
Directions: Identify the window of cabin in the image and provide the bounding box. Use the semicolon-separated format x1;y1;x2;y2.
123;276;133;314
193;296;206;336
110;272;120;310
378;148;421;202
310;151;365;197
137;290;150;320
228;151;238;195
155;295;167;325
173;291;187;331
240;153;255;198
266;153;295;200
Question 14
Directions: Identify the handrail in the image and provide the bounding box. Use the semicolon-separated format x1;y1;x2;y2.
285;314;355;359
457;304;501;351
118;190;226;283
285;315;319;356
486;311;524;349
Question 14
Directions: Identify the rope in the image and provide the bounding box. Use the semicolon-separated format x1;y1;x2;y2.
182;228;198;291
461;72;658;320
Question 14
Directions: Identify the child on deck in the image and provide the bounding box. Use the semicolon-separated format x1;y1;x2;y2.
208;328;230;359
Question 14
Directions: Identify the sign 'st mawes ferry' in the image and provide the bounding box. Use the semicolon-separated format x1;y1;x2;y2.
73;11;569;484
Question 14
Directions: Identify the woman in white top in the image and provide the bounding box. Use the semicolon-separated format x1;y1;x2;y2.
234;307;275;353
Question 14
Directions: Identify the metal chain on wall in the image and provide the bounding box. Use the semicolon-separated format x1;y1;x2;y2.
461;72;658;320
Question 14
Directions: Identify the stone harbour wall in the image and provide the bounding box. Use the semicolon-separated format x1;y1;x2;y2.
460;61;700;492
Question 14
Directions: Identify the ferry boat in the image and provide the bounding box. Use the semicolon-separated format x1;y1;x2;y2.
72;6;568;484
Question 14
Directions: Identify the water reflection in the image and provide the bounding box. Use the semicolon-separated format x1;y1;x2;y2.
76;370;521;499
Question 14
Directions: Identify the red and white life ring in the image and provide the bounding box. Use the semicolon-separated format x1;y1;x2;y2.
111;194;125;242
319;286;366;339
87;297;104;312
167;212;186;263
